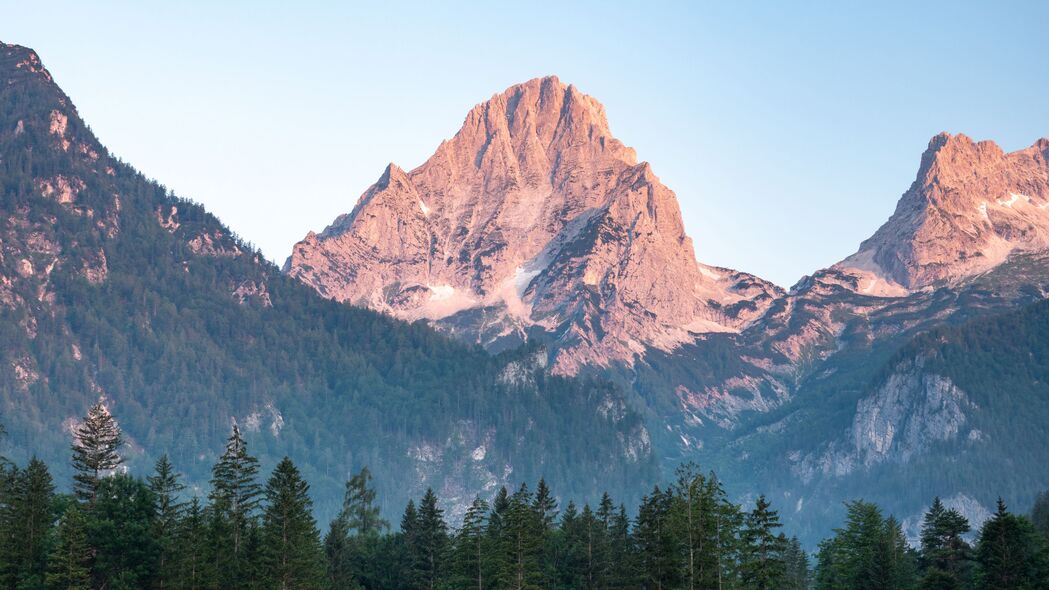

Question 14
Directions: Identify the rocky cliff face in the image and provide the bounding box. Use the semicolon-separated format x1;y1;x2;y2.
285;76;781;372
838;133;1049;291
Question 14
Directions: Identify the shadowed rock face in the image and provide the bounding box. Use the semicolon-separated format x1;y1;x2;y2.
285;76;782;373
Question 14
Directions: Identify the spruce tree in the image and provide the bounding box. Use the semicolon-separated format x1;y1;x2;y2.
46;505;91;590
208;424;262;575
401;499;421;588
505;484;543;590
450;496;490;590
608;504;636;589
71;401;123;504
783;536;810;590
919;497;973;587
635;486;678;590
414;488;448;590
9;458;55;588
740;495;787;590
975;498;1049;589
175;498;212;590
88;474;161;589
259;457;325;590
148;454;186;590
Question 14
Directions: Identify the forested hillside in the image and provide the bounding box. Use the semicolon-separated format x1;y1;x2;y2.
0;41;654;521
1;410;1046;590
706;295;1049;544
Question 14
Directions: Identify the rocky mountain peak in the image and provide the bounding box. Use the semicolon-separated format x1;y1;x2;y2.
286;77;780;372
837;132;1049;290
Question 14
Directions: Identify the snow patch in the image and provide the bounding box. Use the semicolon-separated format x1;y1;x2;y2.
698;265;723;280
977;202;989;221
419;200;431;216
997;192;1028;208
471;445;486;461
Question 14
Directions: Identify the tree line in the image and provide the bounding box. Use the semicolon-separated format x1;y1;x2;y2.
1;403;1048;589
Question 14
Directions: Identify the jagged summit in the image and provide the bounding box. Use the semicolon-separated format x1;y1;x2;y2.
286;77;781;372
837;132;1049;290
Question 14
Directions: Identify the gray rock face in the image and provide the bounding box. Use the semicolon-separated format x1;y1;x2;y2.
285;76;781;373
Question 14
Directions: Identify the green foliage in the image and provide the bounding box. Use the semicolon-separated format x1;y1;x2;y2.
974;499;1049;590
45;505;90;590
259;457;325;590
70;402;123;505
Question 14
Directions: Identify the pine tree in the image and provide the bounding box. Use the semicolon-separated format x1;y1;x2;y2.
413;488;448;590
635;486;679;590
340;466;389;536
208;423;262;584
557;501;587;589
325;466;387;590
148;454;186;590
608;504;636;589
259;457;325;590
975;498;1049;589
89;473;161;589
450;496;490;590
174;498;212;590
531;477;559;588
919;497;973;587
9;458;55;589
783;536;810;590
740;495;787;590
401;499;421;588
46;505;91;590
71;401;123;504
502;484;542;590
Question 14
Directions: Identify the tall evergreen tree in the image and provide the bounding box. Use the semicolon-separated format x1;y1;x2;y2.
502;484;542;590
975;498;1049;590
208;423;262;586
259;457;325;590
45;505;91;590
607;504;636;589
70;401;123;504
88;474;160;590
635;486;679;590
174;498;212;590
0;459;55;589
148;454;186;590
450;496;490;590
413;488;448;590
919;497;973;587
783;536;810;590
740;495;787;590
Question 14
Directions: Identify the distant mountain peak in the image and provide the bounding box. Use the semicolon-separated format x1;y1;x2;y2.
286;78;779;372
838;132;1049;290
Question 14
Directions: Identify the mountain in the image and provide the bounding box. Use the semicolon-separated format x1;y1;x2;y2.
0;42;656;520
283;70;1049;543
285;76;782;374
677;133;1049;542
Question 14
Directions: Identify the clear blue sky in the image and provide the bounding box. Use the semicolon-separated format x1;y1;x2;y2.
3;1;1047;287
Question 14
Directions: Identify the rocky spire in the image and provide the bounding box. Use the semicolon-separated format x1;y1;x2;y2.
285;76;781;372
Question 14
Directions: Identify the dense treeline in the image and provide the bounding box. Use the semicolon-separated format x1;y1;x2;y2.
2;407;1048;589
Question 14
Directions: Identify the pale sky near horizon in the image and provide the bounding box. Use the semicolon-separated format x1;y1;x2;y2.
3;1;1047;287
